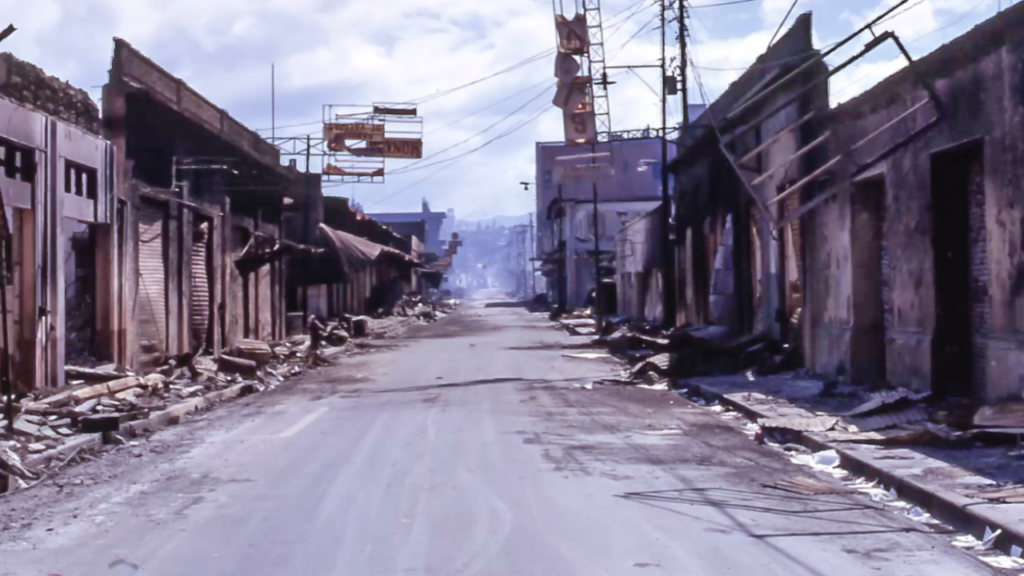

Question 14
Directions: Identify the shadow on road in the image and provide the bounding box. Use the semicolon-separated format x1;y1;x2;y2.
373;377;530;394
483;301;529;308
617;488;952;539
372;374;610;394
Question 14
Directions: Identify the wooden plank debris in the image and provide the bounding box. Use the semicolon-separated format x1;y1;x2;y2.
968;485;1024;503
764;477;855;496
974;403;1024;428
758;415;839;433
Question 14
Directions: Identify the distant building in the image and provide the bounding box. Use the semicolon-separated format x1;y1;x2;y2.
368;200;450;254
535;138;674;310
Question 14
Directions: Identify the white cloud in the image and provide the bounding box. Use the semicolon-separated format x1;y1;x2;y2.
0;0;1001;219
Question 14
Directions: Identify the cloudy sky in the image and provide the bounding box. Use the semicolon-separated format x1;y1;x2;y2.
2;0;1009;220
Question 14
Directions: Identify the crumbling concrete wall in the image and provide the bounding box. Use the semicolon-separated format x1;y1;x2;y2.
805;4;1024;399
0;53;99;135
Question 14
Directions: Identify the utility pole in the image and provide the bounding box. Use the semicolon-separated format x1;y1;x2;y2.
271;64;276;140
660;0;677;328
529;213;537;297
305;134;311;173
593;180;601;328
557;184;566;315
679;0;689;129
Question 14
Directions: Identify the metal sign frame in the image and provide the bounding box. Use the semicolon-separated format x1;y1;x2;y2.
266;103;424;184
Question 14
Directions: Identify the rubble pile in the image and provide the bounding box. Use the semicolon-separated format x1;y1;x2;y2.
0;333;360;483
393;295;456;324
0;297;457;489
723;384;1024;449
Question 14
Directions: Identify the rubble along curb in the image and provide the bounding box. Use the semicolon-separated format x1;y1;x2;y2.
24;383;251;471
690;383;1024;556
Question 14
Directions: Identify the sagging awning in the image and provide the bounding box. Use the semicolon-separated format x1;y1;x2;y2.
235;232;323;275
316;223;420;270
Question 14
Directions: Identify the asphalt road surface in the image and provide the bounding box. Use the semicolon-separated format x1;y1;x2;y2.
0;300;999;575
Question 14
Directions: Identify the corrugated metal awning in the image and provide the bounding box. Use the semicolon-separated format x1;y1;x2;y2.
317;224;421;271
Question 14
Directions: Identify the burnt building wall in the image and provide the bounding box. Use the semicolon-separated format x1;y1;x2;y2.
805;3;1024;399
0;53;100;135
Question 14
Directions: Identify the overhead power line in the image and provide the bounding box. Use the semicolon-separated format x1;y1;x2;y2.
391;84;555;175
607;10;662;62
767;0;799;50
367;104;552;209
428;77;553;135
408;48;555;104
688;0;761;8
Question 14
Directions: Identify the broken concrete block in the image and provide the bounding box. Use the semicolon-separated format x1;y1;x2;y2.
20;414;46;426
106;377;142;395
142;373;168;390
99;397;122;409
70;382;111;403
73;398;100;415
114;387;143;401
217;355;258;377
182;385;205;397
48;418;71;428
0;446;37;481
351;316;370;338
55;427;74;437
64;365;127;382
22;402;52;414
12;418;41;438
26;443;46;453
37;425;61;440
79;414;121;434
233;339;273;366
35;388;77;408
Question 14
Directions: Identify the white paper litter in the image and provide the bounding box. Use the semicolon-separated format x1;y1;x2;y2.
789;450;848;478
638;429;684;436
978;555;1024;569
905;507;937;523
1012;544;1022;558
980;526;1002;550
951;535;981;548
814;450;841;468
562;353;611;360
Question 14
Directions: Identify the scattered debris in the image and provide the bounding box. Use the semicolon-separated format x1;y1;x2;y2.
843;405;929;432
764;477;853;496
788;449;846;478
562;352;611;360
974;403;1024;428
968;485;1024;503
0;303;440;489
758;415;839;433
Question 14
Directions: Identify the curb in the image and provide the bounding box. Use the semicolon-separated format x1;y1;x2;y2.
24;383;251;470
690;383;1024;555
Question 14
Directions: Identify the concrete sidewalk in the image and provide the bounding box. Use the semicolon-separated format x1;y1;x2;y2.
687;373;1024;557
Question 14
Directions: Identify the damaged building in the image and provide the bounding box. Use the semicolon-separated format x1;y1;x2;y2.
0;53;115;392
803;3;1024;401
102;39;299;371
667;5;1024;403
669;14;826;344
536;138;668;311
284;183;424;323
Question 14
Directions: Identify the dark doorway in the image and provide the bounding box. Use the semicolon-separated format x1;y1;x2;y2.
931;143;984;399
64;218;97;366
850;179;887;385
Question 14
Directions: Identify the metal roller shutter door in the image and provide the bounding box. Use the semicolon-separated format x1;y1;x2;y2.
137;202;167;354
